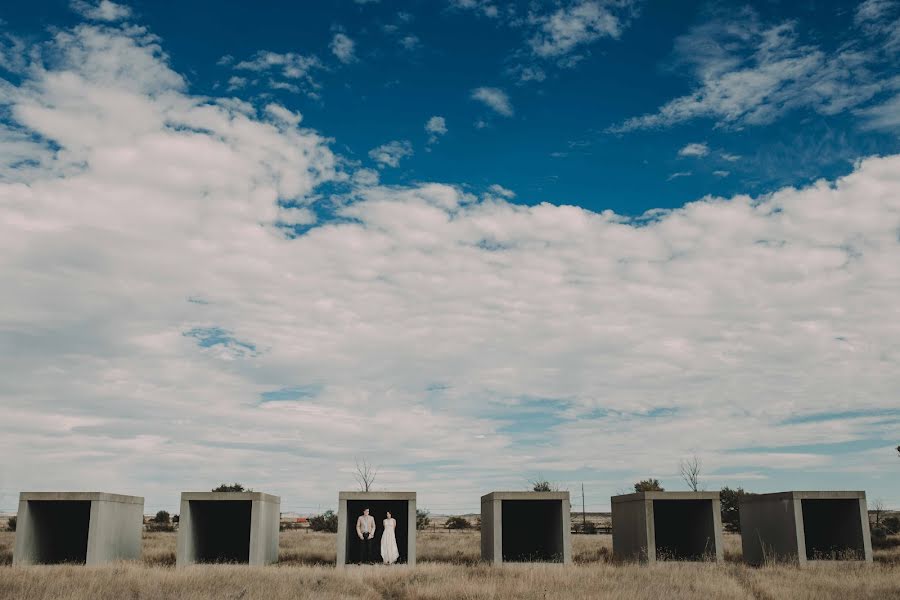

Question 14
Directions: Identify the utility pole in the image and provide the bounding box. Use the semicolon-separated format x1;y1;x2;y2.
581;483;586;528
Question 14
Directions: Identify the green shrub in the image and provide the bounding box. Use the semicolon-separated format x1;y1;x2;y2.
6;516;15;532
416;509;431;530
634;479;664;492
309;510;338;533
445;516;471;530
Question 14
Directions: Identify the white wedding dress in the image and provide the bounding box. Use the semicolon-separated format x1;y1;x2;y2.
380;518;400;564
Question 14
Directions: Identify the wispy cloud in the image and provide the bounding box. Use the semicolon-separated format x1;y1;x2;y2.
471;87;513;116
529;0;632;58
610;11;889;132
230;50;323;97
369;140;414;167
667;171;692;180
678;142;709;157
70;0;131;22
330;33;357;64
425;116;448;144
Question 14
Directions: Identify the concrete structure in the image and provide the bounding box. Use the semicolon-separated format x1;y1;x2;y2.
13;492;143;565
337;491;416;566
739;491;872;565
480;491;572;564
176;492;280;566
612;491;723;563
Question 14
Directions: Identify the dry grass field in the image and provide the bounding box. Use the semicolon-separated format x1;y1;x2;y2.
1;529;899;599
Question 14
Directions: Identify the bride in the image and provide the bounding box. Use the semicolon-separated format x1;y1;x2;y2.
380;511;400;565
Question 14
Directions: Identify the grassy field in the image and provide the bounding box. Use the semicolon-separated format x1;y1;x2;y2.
1;530;899;599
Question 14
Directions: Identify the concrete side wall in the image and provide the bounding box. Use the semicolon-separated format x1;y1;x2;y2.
86;498;143;564
612;499;651;562
739;495;799;565
336;497;348;567
249;499;280;566
175;496;195;567
12;498;35;565
857;496;874;563
480;497;502;564
406;495;417;567
560;496;572;565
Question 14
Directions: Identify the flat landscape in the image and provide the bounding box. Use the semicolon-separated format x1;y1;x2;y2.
1;530;899;600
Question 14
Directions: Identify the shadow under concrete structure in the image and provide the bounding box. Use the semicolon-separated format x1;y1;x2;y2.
739;491;872;565
612;491;723;563
337;491;416;566
481;491;572;564
13;492;144;565
176;492;280;566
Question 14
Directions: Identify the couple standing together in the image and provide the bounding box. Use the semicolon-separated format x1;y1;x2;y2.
355;508;400;565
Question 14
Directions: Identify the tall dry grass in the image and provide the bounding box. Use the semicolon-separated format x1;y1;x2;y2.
2;529;899;599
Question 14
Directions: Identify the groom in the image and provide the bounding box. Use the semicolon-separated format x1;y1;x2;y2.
356;507;376;564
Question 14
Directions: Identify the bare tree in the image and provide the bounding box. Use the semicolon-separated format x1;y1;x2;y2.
872;498;885;527
679;455;703;492
354;458;378;492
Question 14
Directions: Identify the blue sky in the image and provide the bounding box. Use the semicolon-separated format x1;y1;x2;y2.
6;0;900;215
0;0;899;514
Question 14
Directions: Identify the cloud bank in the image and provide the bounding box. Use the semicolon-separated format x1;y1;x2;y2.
1;20;899;512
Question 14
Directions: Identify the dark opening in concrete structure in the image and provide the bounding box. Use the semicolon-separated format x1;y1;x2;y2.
176;492;281;566
343;499;409;564
652;499;717;560
336;492;417;567
801;499;866;560
739;491;872;565
611;492;723;563
501;500;564;562
481;491;572;564
27;500;91;564
188;500;251;563
13;492;144;566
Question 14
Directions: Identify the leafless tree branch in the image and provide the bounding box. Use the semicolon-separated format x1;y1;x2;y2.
680;454;703;492
354;458;378;492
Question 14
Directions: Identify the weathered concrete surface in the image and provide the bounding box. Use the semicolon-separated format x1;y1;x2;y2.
480;491;572;565
176;492;280;566
740;491;872;565
337;491;416;567
13;492;143;565
612;491;723;563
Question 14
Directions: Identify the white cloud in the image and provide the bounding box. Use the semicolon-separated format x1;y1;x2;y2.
487;184;515;198
471;86;513;117
713;170;730;177
678;142;709;157
667;171;692;180
232;50;323;97
610;14;890;132
330;33;357;64
400;35;420;51
425;116;447;144
721;152;741;162
529;0;627;57
226;75;247;91
368;139;414;167
3;17;900;512
70;0;131;22
511;65;547;84
264;103;302;127
352;168;380;186
857;91;900;130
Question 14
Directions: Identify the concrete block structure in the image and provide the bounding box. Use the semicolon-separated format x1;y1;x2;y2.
612;491;723;563
13;492;143;565
480;491;572;564
739;491;872;565
337;491;416;566
176;492;280;566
